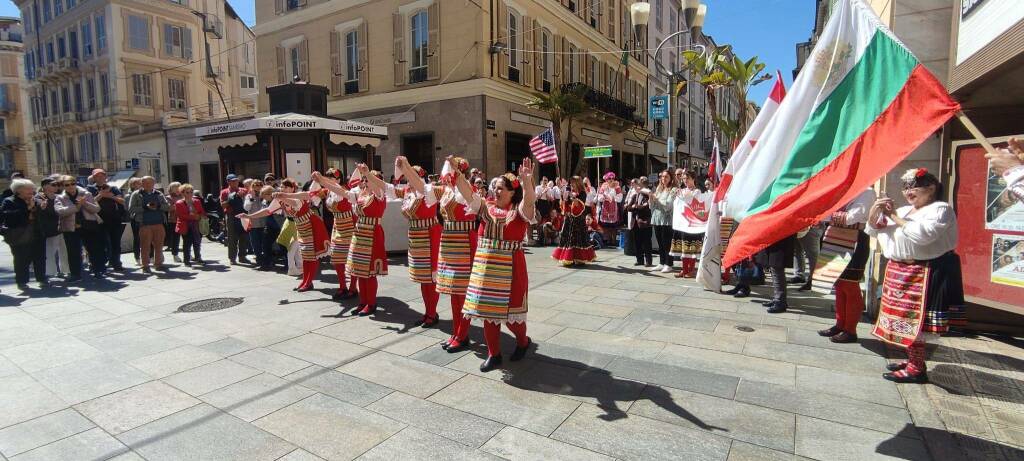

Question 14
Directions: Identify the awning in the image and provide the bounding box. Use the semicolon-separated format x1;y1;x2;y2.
202;134;258;153
195;113;387;138
107;170;138;190
329;133;382;147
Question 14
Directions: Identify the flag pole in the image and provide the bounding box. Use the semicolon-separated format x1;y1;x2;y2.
955;110;998;155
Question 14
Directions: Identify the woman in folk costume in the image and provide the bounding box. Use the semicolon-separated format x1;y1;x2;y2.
449;156;537;372
813;187;876;343
867;169;965;383
552;176;597;266
313;165;390;316
240;178;330;291
671;170;711;278
397;156;478;351
316;168;359;301
392;157;443;327
597;172;623;245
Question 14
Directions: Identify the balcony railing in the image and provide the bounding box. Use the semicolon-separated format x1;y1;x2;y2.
0;30;22;43
202;15;224;39
560;83;641;126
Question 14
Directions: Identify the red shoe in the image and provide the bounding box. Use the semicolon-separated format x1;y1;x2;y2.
357;304;377;316
416;314;439;328
296;284;314;293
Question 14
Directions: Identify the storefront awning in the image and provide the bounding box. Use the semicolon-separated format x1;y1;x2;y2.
195;113;387;138
329;133;381;147
107;170;138;190
202;134;258;152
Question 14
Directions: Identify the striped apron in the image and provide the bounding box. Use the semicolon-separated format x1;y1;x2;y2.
407;217;439;284
292;207;328;261
329;210;355;265
463;205;526;323
347;216;384;278
436;220;476;294
811;223;863;294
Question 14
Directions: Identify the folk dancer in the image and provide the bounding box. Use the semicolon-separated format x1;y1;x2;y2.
314;169;359;300
449;156;537;372
868;168;964;383
671;170;711;278
393;158;443;327
551;176;597;266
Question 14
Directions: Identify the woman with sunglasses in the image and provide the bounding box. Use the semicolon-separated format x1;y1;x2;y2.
867;168;964;383
449;156;537;372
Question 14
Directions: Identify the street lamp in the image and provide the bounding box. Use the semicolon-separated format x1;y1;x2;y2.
629;1;707;170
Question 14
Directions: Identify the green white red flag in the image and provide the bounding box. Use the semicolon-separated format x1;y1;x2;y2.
721;0;960;269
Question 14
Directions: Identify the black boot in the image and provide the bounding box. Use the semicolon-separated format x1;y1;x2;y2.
732;286;750;298
511;338;532;361
766;301;788;314
480;355;503;372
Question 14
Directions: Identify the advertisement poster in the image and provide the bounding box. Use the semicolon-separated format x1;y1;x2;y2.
991;234;1024;288
985;159;1024;232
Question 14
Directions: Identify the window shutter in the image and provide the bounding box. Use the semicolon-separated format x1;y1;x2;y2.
298;39;308;81
521;15;532;88
358;22;369;92
607;0;616;41
497;1;508;80
163;24;172;56
392;12;405;86
585;53;593;87
183;27;192;60
276;45;285;83
562;38;570;84
427;2;440;80
552;34;562;88
122;15;130;53
532;22;542;91
275;0;283;14
329;30;342;95
577;0;586;20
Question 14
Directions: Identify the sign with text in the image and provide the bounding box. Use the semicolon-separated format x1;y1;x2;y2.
583;145;612;159
649;95;669;120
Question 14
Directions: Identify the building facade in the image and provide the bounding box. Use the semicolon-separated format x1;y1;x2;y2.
16;0;256;184
0;18;30;189
255;0;656;182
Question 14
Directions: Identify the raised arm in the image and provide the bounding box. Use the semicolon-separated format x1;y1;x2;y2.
518;158;536;220
273;192;312;201
447;156;477;209
359;164;387;195
395;156;426;195
312;171;350;197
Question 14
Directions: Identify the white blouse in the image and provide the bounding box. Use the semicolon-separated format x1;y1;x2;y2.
865;201;958;261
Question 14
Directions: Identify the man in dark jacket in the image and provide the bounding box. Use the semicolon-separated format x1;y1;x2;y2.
36;176;65;278
219;174;250;265
2;178;46;288
87;169;127;271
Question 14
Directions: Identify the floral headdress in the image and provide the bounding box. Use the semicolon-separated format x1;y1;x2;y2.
503;172;520;190
901;168;930;189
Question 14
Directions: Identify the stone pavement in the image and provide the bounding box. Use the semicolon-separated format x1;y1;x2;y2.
0;243;1021;461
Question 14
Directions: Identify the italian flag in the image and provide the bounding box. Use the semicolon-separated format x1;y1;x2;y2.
721;0;960;269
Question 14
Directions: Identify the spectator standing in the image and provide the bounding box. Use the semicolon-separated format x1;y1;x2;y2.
625;178;653;266
88;169;127;272
650;170;677;273
37;176;68;278
244;181;268;268
164;182;183;263
1;179;46;289
220;174;251;265
128;176;169;274
126;177;143;265
55;176;104;281
174;183;206;266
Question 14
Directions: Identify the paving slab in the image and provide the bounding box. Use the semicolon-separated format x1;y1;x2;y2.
742;339;888;375
278;449;325;461
551;402;733;461
118;404;295;461
620;308;723;332
429;375;580;437
253;393;404;461
127;345;223;378
9;428;128;461
658;343;797;386
160;323;227;346
229;348;312;377
628;384;797;452
501;358;646;413
367;391;505;448
161;359;262;396
283;366;393;407
408;342;470;367
199;337;255;356
796;365;905;408
338;351;464;399
638;324;747;354
0;374;69;429
0;409;94;458
74;381;200;434
480;426;615;461
313;316;392;344
604;356;741;399
544;312;612;331
228;322;308;347
356;426;502;461
360;331;440;356
200;373;317;422
30;356;150;405
81;327;185;362
794;416;930;461
546;328;666;362
269;333;374;368
727;441;813;461
0;335;104;373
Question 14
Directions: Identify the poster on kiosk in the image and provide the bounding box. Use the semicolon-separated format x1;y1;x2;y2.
286;152;312;187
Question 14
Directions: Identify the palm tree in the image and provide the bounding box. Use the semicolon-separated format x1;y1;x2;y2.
527;86;587;177
681;47;768;141
717;54;769;137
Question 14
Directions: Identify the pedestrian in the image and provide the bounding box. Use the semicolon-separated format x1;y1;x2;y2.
243;180;267;269
1;178;47;289
868;168;964;383
259;186;283;271
87;169;127;272
449;157;536;372
128;176;169;274
756;234;797;314
246;178;329;291
394;158;443;327
671;169;711;278
37;176;68;278
126;177;143;265
625;177;653;266
0;171;24;200
816;187;876;343
164;182;184;263
312;169;358;298
220;174;250;265
174;183;206;266
55;176;104;281
650;169;677;273
552;176;596;266
791;223;823;291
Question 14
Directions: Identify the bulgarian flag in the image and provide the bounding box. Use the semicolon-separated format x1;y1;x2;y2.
715;70;787;206
721;0;959;269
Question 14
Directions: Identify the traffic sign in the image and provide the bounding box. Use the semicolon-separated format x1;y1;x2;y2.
649;95;669;120
583;145;613;159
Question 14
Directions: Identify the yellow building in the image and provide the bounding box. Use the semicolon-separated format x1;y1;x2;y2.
0;18;29;188
16;0;256;183
255;0;652;180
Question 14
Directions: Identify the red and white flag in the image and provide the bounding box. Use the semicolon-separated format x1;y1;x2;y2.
530;128;558;164
715;70;787;205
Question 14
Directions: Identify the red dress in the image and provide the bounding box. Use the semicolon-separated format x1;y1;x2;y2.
282;198;329;262
436;187;478;295
327;193;356;265
463;202;529;323
347;192;388;277
399;188;442;284
552;198;597;265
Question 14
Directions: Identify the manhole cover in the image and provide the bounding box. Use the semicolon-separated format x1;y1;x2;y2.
177;297;244;313
735;325;756;333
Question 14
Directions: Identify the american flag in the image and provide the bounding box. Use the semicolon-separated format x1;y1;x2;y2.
530;128;558;164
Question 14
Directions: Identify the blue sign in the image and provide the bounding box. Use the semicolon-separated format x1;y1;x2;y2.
131;158;140;169
649;95;669;120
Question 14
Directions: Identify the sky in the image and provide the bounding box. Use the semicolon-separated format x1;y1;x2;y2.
0;0;808;103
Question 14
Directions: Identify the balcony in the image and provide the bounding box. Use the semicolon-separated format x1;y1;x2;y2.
202;15;224;39
55;57;79;75
560;83;642;130
0;30;22;43
206;65;226;80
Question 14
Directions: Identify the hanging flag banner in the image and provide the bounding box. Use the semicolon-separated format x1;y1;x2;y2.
584;145;613;159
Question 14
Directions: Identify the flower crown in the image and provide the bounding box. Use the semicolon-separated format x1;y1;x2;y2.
503;173;520;190
412;166;427;178
900;168;928;182
451;157;469;172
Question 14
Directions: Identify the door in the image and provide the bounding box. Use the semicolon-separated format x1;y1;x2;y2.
505;132;532;173
200;162;219;198
285;152;312;186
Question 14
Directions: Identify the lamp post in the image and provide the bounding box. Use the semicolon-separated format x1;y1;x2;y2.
631;1;706;171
